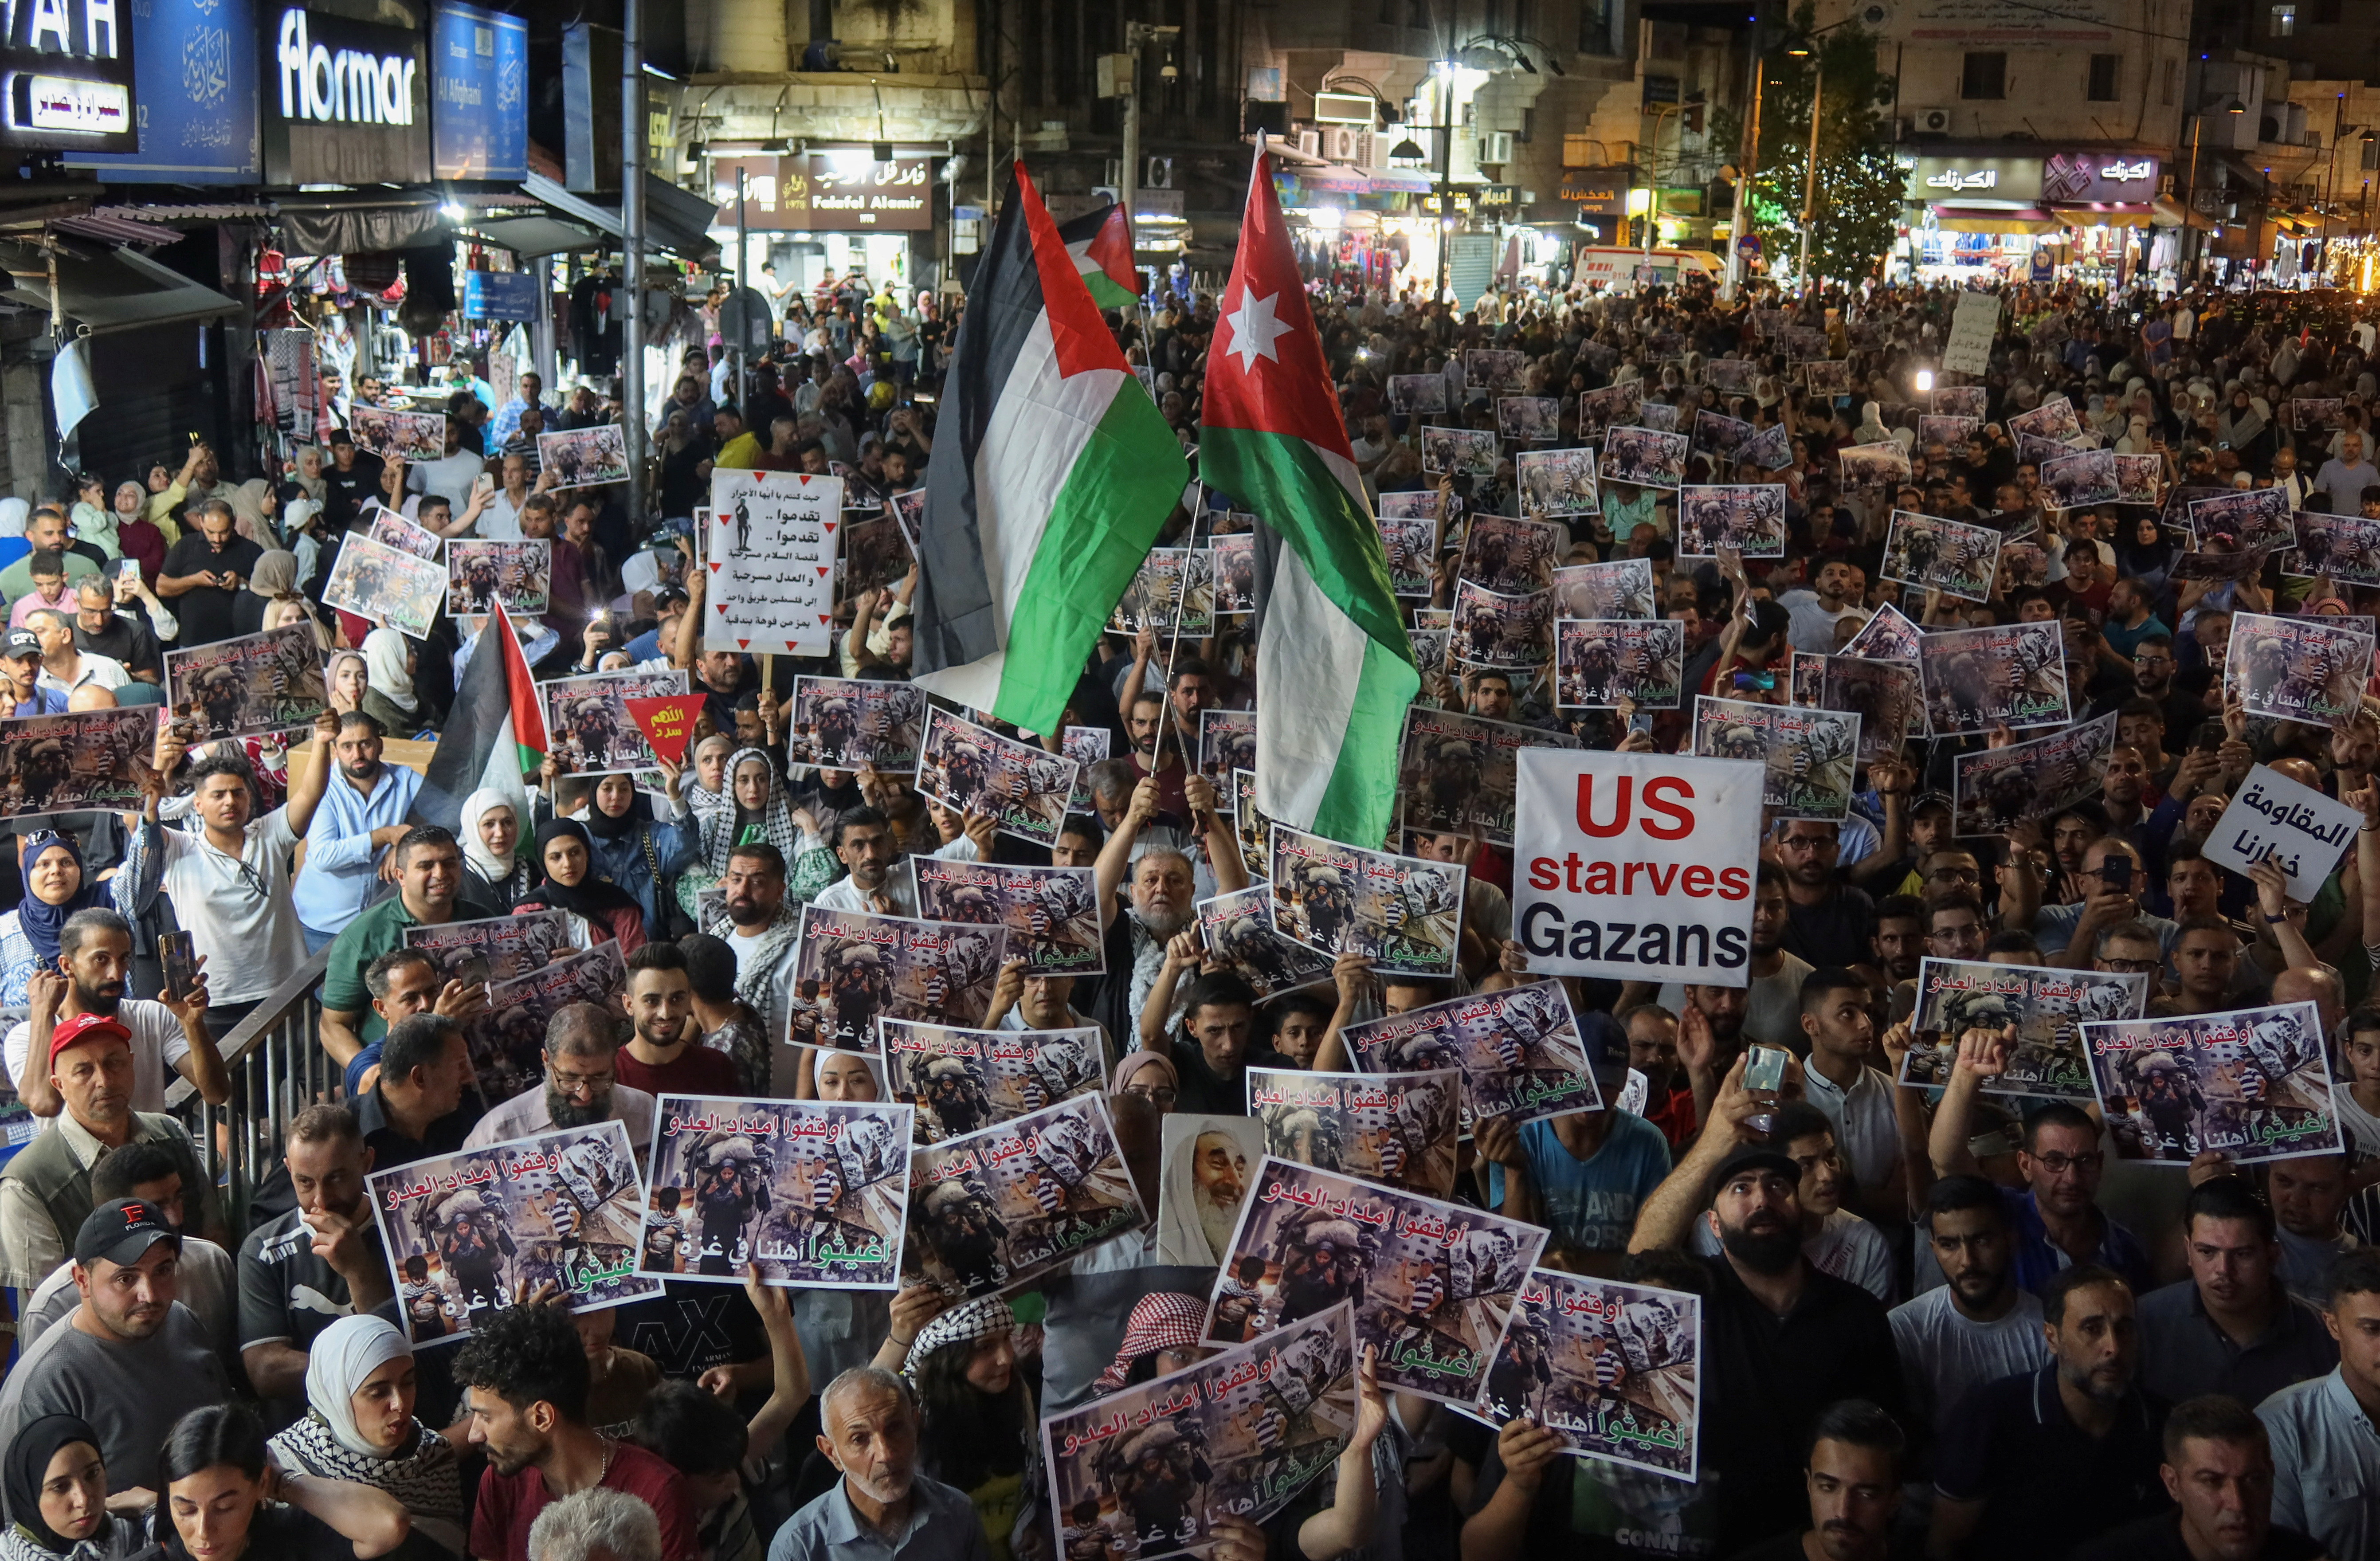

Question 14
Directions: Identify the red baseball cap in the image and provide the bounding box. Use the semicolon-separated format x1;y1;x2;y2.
48;1012;131;1072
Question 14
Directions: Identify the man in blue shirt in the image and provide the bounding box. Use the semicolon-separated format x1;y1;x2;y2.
290;711;423;952
1479;1104;1671;1264
769;1366;994;1561
487;370;549;445
0;629;68;716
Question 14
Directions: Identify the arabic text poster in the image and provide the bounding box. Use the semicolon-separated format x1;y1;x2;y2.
706;469;840;656
1475;1270;1702;1481
2202;763;2363;903
906;1094;1146;1298
636;1096;913;1288
2082;1002;2343;1167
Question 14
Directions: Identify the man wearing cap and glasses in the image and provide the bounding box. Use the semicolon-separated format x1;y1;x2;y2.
0;1194;232;1494
0;626;69;717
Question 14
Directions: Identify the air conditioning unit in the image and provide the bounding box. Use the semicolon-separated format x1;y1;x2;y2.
1145;156;1175;188
1295;130;1321;157
1478;130;1514;164
1914;107;1953;134
1326;126;1374;165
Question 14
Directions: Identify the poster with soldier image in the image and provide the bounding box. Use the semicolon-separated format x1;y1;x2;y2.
1409;628;1456;711
348;405;448;461
1952;711;2117;837
787;677;927;770
1377;493;1441;598
910;858;1104;977
404;910;576;985
1231;770;1274;883
2188;487;2295;552
1675;485;1787;558
2294;398;2346;431
882;1020;1106;1143
1423;427;1500;478
368;1119;659;1347
1266;826;1464;976
1788;655;1922;766
1497;397;1560;444
1552;559;1655;621
542;667;692;777
1701;358;1758;393
2039;450;2119;511
1459;516;1562;596
364;504;443;561
1477;1271;1701;1481
889;489;926;553
1689;409;1754;466
536;425;631;488
1635;401;1679;432
1211;533;1259;615
1450;580;1552;669
842;514;913;602
164;624;329;740
2083;1001;2343;1165
906;1093;1145;1296
2113;455;2164;506
1576;383;1642;440
2007;396;2084;442
1917;621;2071;733
1691;698;1859;821
2227;612;2376;729
1803;361;1853;396
1389;374;1449;414
1064;726;1109;813
2017;433;2090;470
1932;385;1988;419
916;707;1080;846
1197;886;1335;1001
1200;1157;1547;1406
634;1096;909;1286
446;539;551;618
1247;1066;1461;1200
2283;514;2380;585
1843;603;1924;662
1464;349;1529;395
464;943;628;1106
322;533;446;638
1176;550;1217;640
1397;708;1580;845
2172;544;2282;583
1738;423;1792;471
1198;709;1258;784
1555;620;1685;710
790;904;1008;1053
1900;957;2148;1102
1833;442;1911;493
1916;414;1980;450
1882;511;2004;603
1043;1302;1357;1561
1516;449;1600;517
0;707;158;821
1337;980;1603;1130
1110;549;1189;634
1599;427;1689;490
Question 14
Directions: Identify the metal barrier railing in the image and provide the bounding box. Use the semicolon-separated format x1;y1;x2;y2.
166;946;336;1243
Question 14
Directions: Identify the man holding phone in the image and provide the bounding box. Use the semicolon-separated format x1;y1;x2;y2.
2037;839;2179;972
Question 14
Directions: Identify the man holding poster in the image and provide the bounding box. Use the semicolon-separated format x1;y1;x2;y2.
1511;750;1766;987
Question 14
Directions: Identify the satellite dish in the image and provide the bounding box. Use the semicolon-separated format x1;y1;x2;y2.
1858;1;1893;27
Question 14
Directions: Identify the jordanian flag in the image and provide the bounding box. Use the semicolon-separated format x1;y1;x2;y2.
910;165;1188;733
1200;144;1416;845
414;600;549;831
1057;202;1139;310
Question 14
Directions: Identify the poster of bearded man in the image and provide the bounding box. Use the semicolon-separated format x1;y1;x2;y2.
164;622;330;739
1397;707;1580;845
881;1019;1106;1142
1476;1271;1702;1480
1041;1302;1357;1561
1336;980;1602;1130
1154;1115;1269;1269
1247;1067;1461;1199
0;707;158;820
1199;1157;1547;1406
541;667;692;777
789;905;1007;1053
635;1095;911;1286
787;676;928;769
2227;613;2376;729
905;1094;1145;1297
446;539;551;617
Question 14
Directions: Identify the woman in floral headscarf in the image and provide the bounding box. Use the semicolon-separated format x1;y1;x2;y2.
872;1297;1035;1561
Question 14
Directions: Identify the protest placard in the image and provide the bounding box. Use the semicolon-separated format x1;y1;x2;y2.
1477;1271;1702;1480
2084;1002;2342;1165
623;695;702;766
1450;580;1552;668
1516;449;1600;516
635;1096;910;1286
787;677;926;769
447;539;550;618
2230;612;2376;728
322;533;445;638
365;505;443;561
1552;559;1655;621
909;858;1103;977
349;405;447;461
2203;763;2364;902
707;469;839;656
790;904;1007;1052
1675;485;1787;558
543;668;691;776
1460;515;1563;595
1267;826;1464;975
1197;886;1335;1000
1199;709;1258;780
915;707;1079;846
538;425;630;487
1941;294;2001;375
404;910;576;984
1882;511;2003;602
465;943;627;1105
882;1020;1106;1142
1398;707;1581;845
1899;958;2149;1101
0;708;157;821
1920;621;2071;732
906;1094;1145;1296
1555;620;1686;710
164;624;328;740
1953;712;2117;836
1337;980;1601;1130
1788;655;1922;765
1692;698;1859;820
1247;1066;1461;1198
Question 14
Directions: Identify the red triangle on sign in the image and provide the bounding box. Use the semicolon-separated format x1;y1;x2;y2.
818;614;831;624
817;566;830;577
738;638;750;649
715;602;729;615
823;521;837;534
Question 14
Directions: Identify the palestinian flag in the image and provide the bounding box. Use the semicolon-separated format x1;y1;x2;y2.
910;165;1188;733
413;600;549;831
1199;143;1416;846
1056;202;1139;310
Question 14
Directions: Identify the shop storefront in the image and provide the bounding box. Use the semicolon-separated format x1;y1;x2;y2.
710;153;934;301
1900;147;2179;286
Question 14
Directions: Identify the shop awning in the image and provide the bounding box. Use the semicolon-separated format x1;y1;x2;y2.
468;214;604;259
0;239;237;334
2151;195;2213;231
2050;204;2153;228
1933;206;2060;234
510;173;721;262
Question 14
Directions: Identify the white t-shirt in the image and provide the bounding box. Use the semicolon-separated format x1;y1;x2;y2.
476;491;528;541
1691;1208;1893;1300
143;812;306;1003
463;1083;658;1167
407;450;489;513
1660;949;1812;1053
2334;1086;2380;1161
4;1000;193;1116
1888;1282;2048;1436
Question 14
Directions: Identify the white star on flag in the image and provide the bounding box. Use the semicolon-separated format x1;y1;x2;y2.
1221;287;1291;373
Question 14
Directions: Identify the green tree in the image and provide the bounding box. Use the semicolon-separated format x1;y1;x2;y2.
1711;4;1903;287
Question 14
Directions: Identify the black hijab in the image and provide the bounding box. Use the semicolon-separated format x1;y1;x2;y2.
5;1415;101;1553
528;818;645;926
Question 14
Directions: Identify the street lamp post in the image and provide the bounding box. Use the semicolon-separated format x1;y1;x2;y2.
1433;60;1455;305
1725;47;1765;297
1796;59;1823;293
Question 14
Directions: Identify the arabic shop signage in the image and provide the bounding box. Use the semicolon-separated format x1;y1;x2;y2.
263;4;431;186
2041;148;2160;204
64;0;259;182
1906;156;2042;203
1559;168;1631;217
0;0;140;153
430;2;526;180
710;152;933;231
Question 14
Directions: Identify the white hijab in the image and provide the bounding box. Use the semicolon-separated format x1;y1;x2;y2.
306;1314;410;1456
460;786;522;884
362;626;418;714
0;498;28;540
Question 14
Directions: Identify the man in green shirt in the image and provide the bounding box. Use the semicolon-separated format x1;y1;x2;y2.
319;826;491;1067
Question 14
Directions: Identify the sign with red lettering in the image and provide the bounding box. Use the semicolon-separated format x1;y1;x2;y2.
1513;750;1764;987
622;695;704;767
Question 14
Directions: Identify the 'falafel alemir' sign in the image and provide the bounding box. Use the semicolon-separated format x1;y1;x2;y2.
1512;749;1764;987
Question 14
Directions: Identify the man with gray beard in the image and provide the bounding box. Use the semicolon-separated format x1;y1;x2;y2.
463;1004;658;1168
768;1368;992;1561
1085;773;1247;1046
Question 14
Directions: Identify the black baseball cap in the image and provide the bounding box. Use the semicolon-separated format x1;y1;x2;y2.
654;584;689;609
4;628;40;659
74;1197;180;1267
1706;1144;1801;1200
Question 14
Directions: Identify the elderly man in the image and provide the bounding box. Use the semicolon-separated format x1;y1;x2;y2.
1087;774;1247;1044
27;607;127;697
527;1489;663;1561
769;1367;995;1561
463;1003;659;1157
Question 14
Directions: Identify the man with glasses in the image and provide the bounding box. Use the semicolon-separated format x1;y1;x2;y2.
1925;894;1990;964
2041;839;2178;972
2094;922;2168;1003
1929;1028;2155;1294
2131;635;2196;744
114;711;341;1035
463;1002;658;1164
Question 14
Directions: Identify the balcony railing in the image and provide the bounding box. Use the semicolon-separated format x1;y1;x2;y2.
165;946;335;1243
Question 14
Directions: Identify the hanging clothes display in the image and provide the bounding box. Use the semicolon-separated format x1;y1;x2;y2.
570;268;624;376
